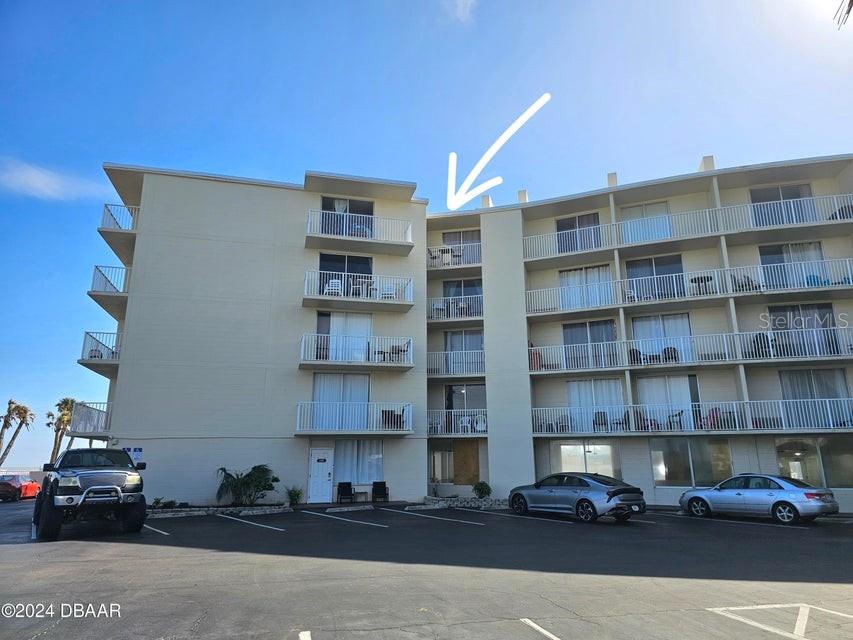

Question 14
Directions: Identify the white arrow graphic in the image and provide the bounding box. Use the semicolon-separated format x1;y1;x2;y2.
446;92;551;211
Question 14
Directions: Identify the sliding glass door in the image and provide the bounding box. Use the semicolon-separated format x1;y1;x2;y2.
759;242;825;290
625;254;684;301
556;212;601;253
312;373;370;429
562;320;618;368
558;265;613;310
631;313;693;363
779;369;848;428
750;184;815;226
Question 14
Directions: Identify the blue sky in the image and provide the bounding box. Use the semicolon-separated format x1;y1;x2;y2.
1;1;852;468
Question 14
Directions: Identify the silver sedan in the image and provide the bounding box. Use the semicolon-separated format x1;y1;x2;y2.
509;473;646;522
679;473;839;525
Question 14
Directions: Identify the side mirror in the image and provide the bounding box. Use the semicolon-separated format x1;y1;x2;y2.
533;482;541;489
712;486;721;491
135;462;147;471
42;463;54;472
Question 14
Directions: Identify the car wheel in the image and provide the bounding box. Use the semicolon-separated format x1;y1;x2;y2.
688;497;711;518
772;501;799;525
32;493;42;524
119;497;147;533
36;494;62;541
510;494;528;515
575;499;598;523
14;489;21;502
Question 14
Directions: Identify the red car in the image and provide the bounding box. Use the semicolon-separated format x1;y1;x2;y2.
0;474;40;501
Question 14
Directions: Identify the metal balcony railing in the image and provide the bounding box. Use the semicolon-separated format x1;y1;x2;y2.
306;210;412;243
81;332;122;361
69;402;111;435
427;409;488;435
522;193;853;260
100;204;139;231
427;350;485;375
300;334;413;365
90;266;129;293
532;398;853;435
529;341;626;372
426;243;482;269
296;402;412;433
427;295;484;320
737;327;853;361
304;270;414;303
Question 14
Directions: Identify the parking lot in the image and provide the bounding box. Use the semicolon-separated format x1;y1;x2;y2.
1;500;852;640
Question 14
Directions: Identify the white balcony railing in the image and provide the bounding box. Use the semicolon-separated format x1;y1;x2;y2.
523;193;853;260
737;327;853;361
91;266;129;293
427;295;484;320
525;280;617;314
300;334;413;365
69;402;110;435
427;350;485;375
304;270;413;303
306;210;412;243
100;204;139;231
428;409;488;435
427;243;482;269
529;341;625;372
618;267;725;304
296;402;412;433
726;258;853;294
81;332;122;361
532;398;853;435
625;332;737;365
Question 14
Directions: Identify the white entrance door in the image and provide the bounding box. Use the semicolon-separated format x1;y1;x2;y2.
308;448;334;503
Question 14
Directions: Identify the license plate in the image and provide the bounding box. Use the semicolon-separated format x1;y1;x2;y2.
631;505;639;512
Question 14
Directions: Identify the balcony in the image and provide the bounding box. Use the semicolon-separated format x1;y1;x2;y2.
69;402;111;439
428;409;488;436
738;327;853;363
305;210;413;255
303;271;414;312
530;342;626;374
426;242;482;277
532;398;853;436
427;295;483;327
98;204;138;264
88;266;130;321
427;350;485;377
525;259;853;319
295;402;413;435
78;332;122;376
299;334;413;371
522;193;853;262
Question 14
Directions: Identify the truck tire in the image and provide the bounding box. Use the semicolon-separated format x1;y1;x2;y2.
119;497;147;533
36;494;62;541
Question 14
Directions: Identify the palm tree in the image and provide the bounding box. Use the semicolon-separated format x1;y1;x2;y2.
838;0;852;27
46;398;75;463
0;401;36;467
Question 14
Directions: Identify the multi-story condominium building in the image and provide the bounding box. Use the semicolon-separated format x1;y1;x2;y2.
72;154;853;511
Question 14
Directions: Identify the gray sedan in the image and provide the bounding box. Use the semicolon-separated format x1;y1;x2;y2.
509;473;646;522
679;473;839;525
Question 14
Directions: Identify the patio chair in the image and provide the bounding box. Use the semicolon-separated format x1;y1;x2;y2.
662;346;679;363
372;481;389;502
431;299;447;319
730;274;760;292
379;282;398;300
628;348;643;365
427;248;442;268
593;411;609;432
700;407;721;430
337;482;354;503
323;279;343;296
473;413;487;433
457;415;473;433
667;410;684;431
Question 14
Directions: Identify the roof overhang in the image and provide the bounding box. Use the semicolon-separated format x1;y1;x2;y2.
303;170;419;202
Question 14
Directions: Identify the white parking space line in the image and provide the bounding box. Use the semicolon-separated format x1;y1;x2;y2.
298;632;312;640
651;512;810;530
379;508;485;526
455;508;573;524
215;513;285;532
302;510;389;528
630;519;664;524
143;523;171;536
30;524;36;540
520;618;562;640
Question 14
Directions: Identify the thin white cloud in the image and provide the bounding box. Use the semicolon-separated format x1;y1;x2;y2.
0;157;110;201
442;0;477;24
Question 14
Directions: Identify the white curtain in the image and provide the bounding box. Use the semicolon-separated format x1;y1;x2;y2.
621;202;671;243
312;373;342;429
637;375;694;429
342;374;369;429
333;198;348;213
567;378;623;428
559;268;584;310
328;313;371;362
312;373;369;429
784;242;825;287
632;314;692;361
560;265;611;310
334;440;383;484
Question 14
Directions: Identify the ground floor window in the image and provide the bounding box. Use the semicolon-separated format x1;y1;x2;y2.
650;437;732;487
428;440;480;485
775;437;823;487
429;441;453;483
333;440;383;484
819;434;853;488
551;440;621;478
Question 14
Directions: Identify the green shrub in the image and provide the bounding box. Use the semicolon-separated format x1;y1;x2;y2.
216;464;280;506
286;486;303;506
472;481;492;499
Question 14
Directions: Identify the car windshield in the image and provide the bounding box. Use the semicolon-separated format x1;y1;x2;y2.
778;476;815;488
584;474;628;487
58;450;135;469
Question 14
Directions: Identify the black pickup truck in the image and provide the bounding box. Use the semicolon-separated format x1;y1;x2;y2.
33;448;147;541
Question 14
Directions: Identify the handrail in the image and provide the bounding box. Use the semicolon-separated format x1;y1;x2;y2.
304;270;414;302
427;350;486;375
296;402;413;432
427;409;488;435
300;334;413;364
427;294;484;320
426;242;482;268
306;209;412;243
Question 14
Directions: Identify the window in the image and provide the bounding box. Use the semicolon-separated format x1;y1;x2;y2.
429;440;453;483
718;476;746;490
333;440;382;484
768;305;839;358
555;212;601;253
311;373;370;429
442;229;481;245
563;475;589;487
689;438;733;486
625;254;684;301
819;435;853;488
319;197;374;237
636;374;699;430
775;437;823;487
744;476;782;490
58;450;135;469
566;378;625;428
558;265;614;310
759;242;824;290
552;440;622;478
779;369;848;428
318;253;373;297
445;383;486;410
539;475;563;487
650;438;692;486
562;320;619;368
620;201;671;243
750;184;815;225
443;278;482;298
443;329;484;374
631;313;693;363
314;312;372;362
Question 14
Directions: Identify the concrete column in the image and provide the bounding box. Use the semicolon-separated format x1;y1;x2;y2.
710;175;722;208
480;209;535;494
